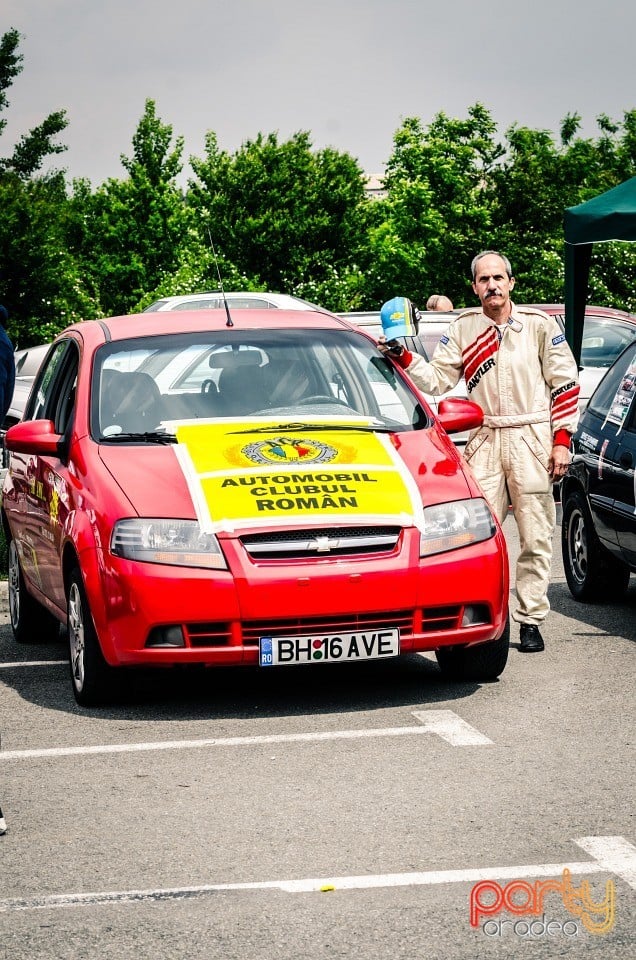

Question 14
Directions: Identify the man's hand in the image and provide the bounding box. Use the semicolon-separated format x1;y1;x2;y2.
549;443;571;480
377;336;405;358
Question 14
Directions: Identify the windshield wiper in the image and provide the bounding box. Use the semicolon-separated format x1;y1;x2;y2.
228;421;396;435
100;431;176;444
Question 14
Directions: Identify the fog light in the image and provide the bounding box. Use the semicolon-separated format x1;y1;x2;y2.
461;605;490;627
146;626;185;648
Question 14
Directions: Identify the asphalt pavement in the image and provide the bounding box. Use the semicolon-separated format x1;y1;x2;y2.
0;509;635;959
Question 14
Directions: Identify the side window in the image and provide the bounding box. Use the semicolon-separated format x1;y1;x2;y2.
227;298;272;309
27;342;70;421
26;339;79;435
587;345;636;421
173;299;221;310
53;352;79;436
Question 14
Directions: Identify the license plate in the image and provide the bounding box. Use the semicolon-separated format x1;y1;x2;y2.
259;629;400;666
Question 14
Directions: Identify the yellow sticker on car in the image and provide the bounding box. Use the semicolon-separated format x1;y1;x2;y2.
174;418;423;532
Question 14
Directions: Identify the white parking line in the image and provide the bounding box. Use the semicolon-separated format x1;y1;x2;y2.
0;661;66;669
411;710;493;745
0;710;491;760
0;837;633;912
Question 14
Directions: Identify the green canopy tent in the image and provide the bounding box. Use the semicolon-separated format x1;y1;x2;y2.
564;176;636;365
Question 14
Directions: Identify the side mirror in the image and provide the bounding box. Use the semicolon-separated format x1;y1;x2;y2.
437;396;483;435
4;419;62;456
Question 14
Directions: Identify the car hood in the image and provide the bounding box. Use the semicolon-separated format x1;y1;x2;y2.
98;423;473;529
98;445;198;519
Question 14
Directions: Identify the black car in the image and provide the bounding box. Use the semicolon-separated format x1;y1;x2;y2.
561;339;636;600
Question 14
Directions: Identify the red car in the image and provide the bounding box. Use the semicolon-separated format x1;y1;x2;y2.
2;309;509;705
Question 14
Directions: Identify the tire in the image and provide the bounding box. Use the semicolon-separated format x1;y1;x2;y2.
7;536;60;644
67;567;115;706
435;618;510;682
561;489;631;602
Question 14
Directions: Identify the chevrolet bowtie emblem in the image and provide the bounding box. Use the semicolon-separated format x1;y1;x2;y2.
313;537;333;552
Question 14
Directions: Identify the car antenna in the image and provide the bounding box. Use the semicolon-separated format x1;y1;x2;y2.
207;229;234;327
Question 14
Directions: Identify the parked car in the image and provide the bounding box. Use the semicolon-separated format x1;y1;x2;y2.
143;291;330;313
2;307;509;705
561;338;636;601
528;305;636;412
13;342;51;379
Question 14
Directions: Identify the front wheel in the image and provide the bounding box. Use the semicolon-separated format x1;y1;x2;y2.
67;567;115;706
7;536;59;643
561;489;630;602
435;618;510;682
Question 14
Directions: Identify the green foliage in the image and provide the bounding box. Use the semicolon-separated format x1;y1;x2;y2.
371;105;636;309
69;100;193;316
0;28;67;178
0;170;100;346
0;27;92;346
188;131;371;309
587;242;636;313
365;106;504;308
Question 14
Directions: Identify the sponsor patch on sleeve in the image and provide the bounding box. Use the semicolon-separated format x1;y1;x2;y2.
440;335;450;345
552;333;566;345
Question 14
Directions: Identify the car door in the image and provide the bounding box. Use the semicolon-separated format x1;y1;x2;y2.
612;425;636;564
576;343;636;548
608;365;636;564
10;339;78;610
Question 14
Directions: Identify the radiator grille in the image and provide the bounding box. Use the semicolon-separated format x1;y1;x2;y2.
239;526;401;559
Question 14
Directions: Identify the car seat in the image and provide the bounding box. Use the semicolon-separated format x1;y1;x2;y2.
216;354;272;415
101;370;166;433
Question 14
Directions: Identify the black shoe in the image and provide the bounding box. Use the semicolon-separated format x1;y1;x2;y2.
519;624;544;653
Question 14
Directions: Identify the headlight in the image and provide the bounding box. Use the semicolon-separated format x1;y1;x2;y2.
111;519;227;570
419;498;496;557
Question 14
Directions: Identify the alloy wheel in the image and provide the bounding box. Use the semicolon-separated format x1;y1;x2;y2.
68;581;86;691
7;539;20;630
567;507;588;585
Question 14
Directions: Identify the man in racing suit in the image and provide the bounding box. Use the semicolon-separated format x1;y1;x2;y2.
381;251;580;652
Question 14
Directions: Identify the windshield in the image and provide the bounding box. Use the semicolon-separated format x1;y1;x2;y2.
92;329;431;440
580;317;636;369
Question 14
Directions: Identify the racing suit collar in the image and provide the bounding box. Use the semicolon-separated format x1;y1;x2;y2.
481;301;523;333
504;301;524;332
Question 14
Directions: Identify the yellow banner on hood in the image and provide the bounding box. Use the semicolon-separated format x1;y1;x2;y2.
174;419;423;532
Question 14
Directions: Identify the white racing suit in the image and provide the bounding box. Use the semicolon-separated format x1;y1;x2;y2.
405;303;580;625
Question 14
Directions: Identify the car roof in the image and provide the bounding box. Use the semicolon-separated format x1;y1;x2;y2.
60;308;361;348
526;303;636;322
143;291;328;312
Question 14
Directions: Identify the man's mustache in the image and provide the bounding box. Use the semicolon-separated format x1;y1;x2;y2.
486;289;503;297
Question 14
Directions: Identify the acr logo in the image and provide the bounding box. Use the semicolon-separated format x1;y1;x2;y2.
242;437;338;465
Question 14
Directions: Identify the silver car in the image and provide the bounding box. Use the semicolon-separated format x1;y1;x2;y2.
143;291;330;313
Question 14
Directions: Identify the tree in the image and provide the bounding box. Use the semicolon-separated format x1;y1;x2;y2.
488;111;636;305
0;28;67;178
188;131;370;310
0;28;98;344
70;99;193;316
365;106;504;308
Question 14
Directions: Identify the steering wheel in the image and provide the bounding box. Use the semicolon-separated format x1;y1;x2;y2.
201;379;217;395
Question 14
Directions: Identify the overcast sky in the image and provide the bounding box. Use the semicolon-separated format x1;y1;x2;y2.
3;0;635;186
